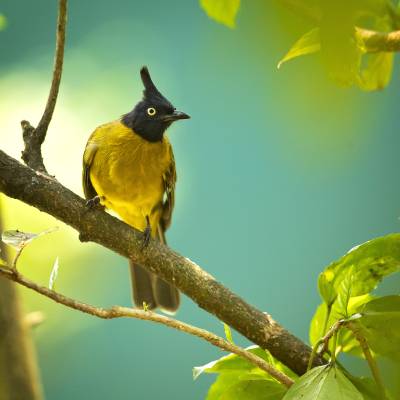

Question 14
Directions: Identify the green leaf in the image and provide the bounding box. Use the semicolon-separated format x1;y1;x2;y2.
347;375;386;400
219;379;286;400
336;267;354;318
310;295;372;356
193;352;254;379
357;295;400;360
277;28;320;69
358;52;394;91
200;0;240;28
223;323;234;344
49;256;60;290
194;346;297;381
318;234;400;306
2;227;59;249
0;14;6;31
206;372;242;400
318;269;336;306
283;365;363;400
319;3;363;87
206;372;286;400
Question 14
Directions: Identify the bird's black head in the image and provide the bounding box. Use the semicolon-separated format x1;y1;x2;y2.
121;67;190;142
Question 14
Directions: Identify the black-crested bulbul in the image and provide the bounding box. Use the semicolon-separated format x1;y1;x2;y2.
82;67;189;313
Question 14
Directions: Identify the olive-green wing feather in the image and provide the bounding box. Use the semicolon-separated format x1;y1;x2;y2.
154;143;179;312
159;143;176;233
82;142;98;200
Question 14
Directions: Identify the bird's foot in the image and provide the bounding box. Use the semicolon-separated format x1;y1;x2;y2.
141;216;151;250
85;195;104;210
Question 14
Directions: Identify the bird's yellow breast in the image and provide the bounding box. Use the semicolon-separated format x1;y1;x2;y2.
85;121;172;232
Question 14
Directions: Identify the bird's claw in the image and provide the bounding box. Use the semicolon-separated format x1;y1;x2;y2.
141;217;151;250
85;195;104;210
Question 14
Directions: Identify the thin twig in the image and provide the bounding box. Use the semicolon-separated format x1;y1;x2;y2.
317;319;345;359
347;322;387;400
11;247;23;271
307;318;344;371
21;0;67;173
0;265;294;388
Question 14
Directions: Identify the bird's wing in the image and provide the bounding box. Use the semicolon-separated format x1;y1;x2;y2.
82;141;99;200
160;142;176;233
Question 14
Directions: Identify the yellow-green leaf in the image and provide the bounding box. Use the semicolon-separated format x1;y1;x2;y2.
200;0;240;28
278;28;320;69
49;256;60;290
318;234;400;306
223;323;234;344
0;14;7;31
357;295;400;360
358;52;394;91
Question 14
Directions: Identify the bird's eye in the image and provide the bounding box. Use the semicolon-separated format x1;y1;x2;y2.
147;107;156;116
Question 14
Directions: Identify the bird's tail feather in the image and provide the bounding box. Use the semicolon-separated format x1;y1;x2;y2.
129;224;180;313
129;261;157;310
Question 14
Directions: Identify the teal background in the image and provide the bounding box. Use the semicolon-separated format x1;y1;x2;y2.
0;0;399;398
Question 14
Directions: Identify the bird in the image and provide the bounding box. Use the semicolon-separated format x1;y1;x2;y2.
82;66;189;313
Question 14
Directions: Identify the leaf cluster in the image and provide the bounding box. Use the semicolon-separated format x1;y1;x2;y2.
197;234;400;399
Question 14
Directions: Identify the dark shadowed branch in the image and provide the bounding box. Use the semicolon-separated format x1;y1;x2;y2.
0;265;294;388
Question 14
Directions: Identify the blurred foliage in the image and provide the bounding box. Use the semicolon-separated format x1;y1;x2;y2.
201;0;400;91
0;14;6;31
198;234;400;399
200;0;240;28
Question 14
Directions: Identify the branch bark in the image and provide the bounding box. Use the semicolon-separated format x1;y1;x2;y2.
0;150;324;375
0;202;43;400
21;0;67;173
0;265;294;388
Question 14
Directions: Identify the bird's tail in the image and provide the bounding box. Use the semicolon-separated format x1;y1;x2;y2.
129;225;180;313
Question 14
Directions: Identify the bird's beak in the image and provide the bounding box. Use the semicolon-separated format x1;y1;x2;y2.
162;110;190;122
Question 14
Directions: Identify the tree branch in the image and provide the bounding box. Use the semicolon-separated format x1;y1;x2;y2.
357;28;400;52
0;150;324;375
0;265;294;388
0;0;322;378
21;0;67;173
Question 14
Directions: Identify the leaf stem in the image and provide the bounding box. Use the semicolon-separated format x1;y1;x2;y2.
11;247;24;271
307;341;320;371
322;303;332;336
348;322;387;400
330;331;338;364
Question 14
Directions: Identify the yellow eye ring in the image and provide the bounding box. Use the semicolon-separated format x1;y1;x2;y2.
147;107;156;116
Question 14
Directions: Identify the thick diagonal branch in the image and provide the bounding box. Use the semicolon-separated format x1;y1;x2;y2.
21;0;67;173
0;266;294;388
0;150;324;375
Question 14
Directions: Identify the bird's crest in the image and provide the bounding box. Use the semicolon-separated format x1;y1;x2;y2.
140;66;164;100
